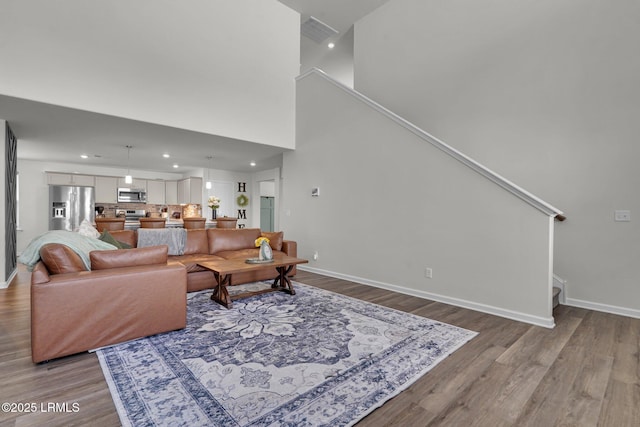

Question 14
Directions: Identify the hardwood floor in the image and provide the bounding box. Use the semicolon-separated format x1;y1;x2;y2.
1;266;638;426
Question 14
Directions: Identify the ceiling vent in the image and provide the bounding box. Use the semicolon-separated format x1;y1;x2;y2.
301;16;339;43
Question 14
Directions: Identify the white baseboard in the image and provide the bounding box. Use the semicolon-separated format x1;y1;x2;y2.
565;297;640;319
0;269;17;289
298;266;556;329
553;273;640;319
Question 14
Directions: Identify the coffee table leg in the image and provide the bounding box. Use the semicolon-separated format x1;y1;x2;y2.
211;272;233;308
272;265;295;295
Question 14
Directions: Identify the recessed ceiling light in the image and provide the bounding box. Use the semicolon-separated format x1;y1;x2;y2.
80;154;89;159
328;42;335;49
163;153;170;158
250;161;256;167
173;164;179;168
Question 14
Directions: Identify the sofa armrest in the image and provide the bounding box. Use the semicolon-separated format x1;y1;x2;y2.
31;262;187;363
30;262;51;285
282;240;297;257
90;245;168;270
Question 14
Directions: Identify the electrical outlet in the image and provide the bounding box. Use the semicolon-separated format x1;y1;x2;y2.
424;267;433;279
313;251;319;261
614;210;631;222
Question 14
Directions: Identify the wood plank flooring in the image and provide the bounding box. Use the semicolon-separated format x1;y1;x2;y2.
1;266;638;426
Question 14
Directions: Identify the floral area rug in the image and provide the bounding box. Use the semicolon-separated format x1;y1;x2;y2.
97;282;477;426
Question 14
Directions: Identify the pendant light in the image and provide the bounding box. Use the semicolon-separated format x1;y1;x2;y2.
205;155;213;190
125;145;133;184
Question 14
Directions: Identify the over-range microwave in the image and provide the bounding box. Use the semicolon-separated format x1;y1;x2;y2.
117;188;147;203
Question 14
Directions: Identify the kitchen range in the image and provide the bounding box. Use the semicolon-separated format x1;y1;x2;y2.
116;209;146;230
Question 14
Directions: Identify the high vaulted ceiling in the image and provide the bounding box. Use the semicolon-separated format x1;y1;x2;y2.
1;0;390;174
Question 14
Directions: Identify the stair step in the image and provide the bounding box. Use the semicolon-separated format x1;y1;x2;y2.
552;286;561;308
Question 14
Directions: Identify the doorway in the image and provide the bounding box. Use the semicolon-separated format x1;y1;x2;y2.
260;196;275;232
255;172;278;231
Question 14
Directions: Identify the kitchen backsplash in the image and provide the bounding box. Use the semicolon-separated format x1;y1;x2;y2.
96;203;202;219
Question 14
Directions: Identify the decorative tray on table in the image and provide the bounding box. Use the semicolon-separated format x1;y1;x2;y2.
245;258;274;264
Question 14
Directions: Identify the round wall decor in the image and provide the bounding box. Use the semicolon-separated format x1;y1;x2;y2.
236;194;249;207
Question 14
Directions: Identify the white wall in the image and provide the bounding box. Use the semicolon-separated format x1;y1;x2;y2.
354;0;640;316
260;181;276;197
0;0;299;149
203;169;253;226
301;27;354;87
283;72;555;326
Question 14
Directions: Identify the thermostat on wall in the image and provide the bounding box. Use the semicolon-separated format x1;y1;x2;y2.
311;187;319;197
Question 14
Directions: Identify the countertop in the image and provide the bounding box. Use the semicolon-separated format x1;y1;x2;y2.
165;219;218;228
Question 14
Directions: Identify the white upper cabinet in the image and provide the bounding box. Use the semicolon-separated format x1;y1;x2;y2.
117;178;147;190
95;176;118;203
46;172;202;206
165;181;178;205
177;177;202;204
46;172;95;187
146;180;166;204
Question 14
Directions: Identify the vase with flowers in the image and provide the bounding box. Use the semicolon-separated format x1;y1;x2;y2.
208;196;220;220
255;237;273;261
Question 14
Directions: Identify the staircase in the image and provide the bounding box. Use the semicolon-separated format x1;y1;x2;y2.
553;287;561;308
552;274;566;309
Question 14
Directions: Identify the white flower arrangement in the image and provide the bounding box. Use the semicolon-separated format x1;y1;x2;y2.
207;196;220;210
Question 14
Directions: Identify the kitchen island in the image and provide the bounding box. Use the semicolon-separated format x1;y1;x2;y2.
165;219;218;229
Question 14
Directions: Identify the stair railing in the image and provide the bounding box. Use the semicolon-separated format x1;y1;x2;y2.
297;68;565;221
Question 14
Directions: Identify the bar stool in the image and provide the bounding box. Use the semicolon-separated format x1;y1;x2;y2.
95;217;125;232
215;217;238;229
183;217;206;229
139;218;166;228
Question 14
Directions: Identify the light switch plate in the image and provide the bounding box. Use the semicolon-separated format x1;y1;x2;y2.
614;210;631;222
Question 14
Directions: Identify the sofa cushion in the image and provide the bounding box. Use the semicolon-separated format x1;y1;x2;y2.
184;229;209;255
39;243;87;274
261;231;284;251
90;245;168;270
19;230;116;271
207;228;261;254
109;230;137;248
99;230;132;249
77;219;101;238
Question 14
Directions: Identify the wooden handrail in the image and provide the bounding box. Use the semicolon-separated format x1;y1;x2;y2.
555;214;566;222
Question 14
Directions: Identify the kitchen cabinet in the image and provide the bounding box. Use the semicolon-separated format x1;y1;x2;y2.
95;176;118;203
177;177;202;204
165;181;178;205
117;178;147;191
46;172;95;187
146;180;165;204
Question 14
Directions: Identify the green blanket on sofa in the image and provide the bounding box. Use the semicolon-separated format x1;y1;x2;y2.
19;230;117;271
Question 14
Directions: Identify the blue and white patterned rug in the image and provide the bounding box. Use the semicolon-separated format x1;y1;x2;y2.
97;282;477;426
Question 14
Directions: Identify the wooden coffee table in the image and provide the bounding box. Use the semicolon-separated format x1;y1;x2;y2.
197;255;308;308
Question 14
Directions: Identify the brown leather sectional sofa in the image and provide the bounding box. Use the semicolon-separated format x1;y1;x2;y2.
111;228;298;292
30;228;297;363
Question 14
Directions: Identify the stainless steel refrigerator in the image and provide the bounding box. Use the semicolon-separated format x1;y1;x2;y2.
49;185;95;231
